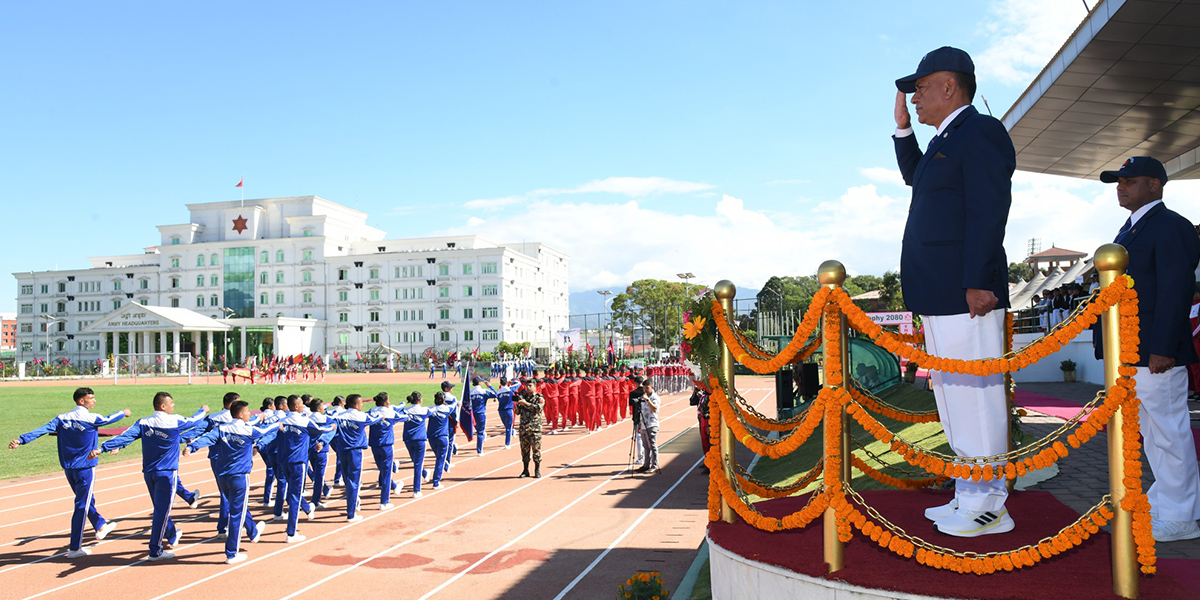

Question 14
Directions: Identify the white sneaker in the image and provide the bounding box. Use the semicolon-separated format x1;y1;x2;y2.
226;553;248;565
148;551;176;561
1152;519;1200;542
65;548;91;559
269;515;283;522
504;444;511;450
96;521;117;540
924;498;958;522
304;506;314;520
250;522;267;543
188;491;201;509
168;528;182;547
934;509;1015;538
317;502;329;509
413;491;423;499
347;515;363;523
431;483;443;490
286;534;306;543
217;531;228;540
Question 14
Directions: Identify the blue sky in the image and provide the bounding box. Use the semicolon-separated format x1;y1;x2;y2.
5;0;1192;313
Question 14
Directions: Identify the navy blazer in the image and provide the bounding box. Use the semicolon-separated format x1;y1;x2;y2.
1116;202;1200;366
894;105;1015;316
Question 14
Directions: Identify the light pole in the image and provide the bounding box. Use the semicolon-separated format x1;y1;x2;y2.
39;314;63;376
597;290;612;364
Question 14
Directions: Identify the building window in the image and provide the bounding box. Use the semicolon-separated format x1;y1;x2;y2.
302;271;312;283
114;280;122;291
171;257;180;268
58;282;66;293
260;251;269;264
303;228;313;237
276;250;285;262
260;292;268;305
369;311;380;322
440;331;450;342
338;268;349;281
482;307;498;319
275;271;285;284
369;289;380;301
463;330;474;341
303;292;313;303
140;279;149;290
462;264;473;275
170;277;180;289
197;255;205;267
463;308;474;319
463;285;473;297
482;262;497;274
171;237;180;245
275;292;284;304
197;295;205;307
210;294;219;306
338;333;349;345
112;300;121;310
439;287;450;299
57;301;66;312
338;312;349;322
170;297;180;308
369;267;380;279
303;249;313;261
439;265;450;276
260;272;268;285
482;285;498;296
20;284;32;295
338;290;349;302
439;308;450;319
369;332;380;343
20;304;32;314
40;303;48;313
211;253;219;266
482;329;499;341
197;275;205;287
210;274;219;286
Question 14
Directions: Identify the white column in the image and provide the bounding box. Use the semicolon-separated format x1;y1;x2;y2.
204;331;213;366
240;326;247;363
172;331;181;365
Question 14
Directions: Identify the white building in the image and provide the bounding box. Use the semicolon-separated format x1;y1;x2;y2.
12;196;570;365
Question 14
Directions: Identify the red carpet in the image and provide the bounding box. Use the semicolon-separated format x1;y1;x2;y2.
709;490;1196;600
1013;389;1096;422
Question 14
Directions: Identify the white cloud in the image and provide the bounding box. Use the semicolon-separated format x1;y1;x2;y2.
463;176;714;212
765;179;810;186
975;0;1086;86
464;196;524;211
858;167;905;187
465;216;485;227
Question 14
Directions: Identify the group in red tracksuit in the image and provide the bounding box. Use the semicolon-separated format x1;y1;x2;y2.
535;367;642;433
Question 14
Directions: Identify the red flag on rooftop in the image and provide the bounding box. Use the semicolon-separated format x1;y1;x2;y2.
235;178;243;187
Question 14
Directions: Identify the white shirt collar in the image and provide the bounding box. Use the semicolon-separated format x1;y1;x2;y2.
935;104;971;138
1128;200;1162;226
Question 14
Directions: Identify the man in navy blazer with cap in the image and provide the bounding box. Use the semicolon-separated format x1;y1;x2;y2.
892;46;1016;537
1101;156;1200;542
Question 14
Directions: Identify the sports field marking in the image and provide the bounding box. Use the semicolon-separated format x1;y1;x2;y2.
0;454;214;497
0;462;233;513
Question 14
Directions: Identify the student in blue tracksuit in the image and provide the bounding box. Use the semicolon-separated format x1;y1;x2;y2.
9;387;130;558
101;392;208;561
367;392;409;508
274;397;334;542
441;382;459;470
324;396;346;490
268;395;315;521
399;392;432;498
307;397;337;507
184;400;277;564
494;377;522;450
424;391;459;491
468;378;497;455
257;397;284;506
191;391;242;538
328;394;383;521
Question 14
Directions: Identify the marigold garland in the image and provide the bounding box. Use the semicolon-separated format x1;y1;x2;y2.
736;461;823;498
711;289;827;374
850;455;948;490
846;381;940;423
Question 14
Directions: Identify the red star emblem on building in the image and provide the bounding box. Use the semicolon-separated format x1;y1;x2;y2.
232;215;248;234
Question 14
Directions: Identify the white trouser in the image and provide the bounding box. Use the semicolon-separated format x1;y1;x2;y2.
1136;366;1200;522
924;310;1009;513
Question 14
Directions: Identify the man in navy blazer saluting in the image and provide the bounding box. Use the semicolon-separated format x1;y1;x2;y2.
1101;156;1200;542
893;47;1015;537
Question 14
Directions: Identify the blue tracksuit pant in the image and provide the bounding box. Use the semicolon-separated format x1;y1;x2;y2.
65;467;106;552
404;439;426;494
261;449;277;504
216;473;260;559
332;451;343;486
209;459;230;534
280;461;308;536
428;436;448;488
309;450;328;505
370;445;395;505
144;470;179;558
175;477;196;505
498;408;515;447
472;407;487;454
338;449;364;519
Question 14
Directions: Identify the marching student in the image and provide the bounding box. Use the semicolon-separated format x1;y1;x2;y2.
328;394;384;521
468;377;497;455
274;396;334;542
440;381;459;472
494;376;522;449
399;391;432;499
257;396;286;506
367;392;409;507
9;387;130;558
192;391;242;538
100;392;209;561
307;397;337;507
184;400;277;564
325;395;346;490
425;391;459;490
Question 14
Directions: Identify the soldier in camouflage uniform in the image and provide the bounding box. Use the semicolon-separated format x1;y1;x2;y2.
516;379;545;478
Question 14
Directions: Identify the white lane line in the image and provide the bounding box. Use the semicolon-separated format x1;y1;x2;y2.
1;454;217;498
552;456;704;600
0;462;233;515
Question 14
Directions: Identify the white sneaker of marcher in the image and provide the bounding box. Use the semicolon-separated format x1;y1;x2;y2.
65;548;91;559
148;551;176;561
96;521;118;540
226;553;248;565
924;498;958;522
1152;518;1200;542
933;508;1014;538
251;522;267;543
286;534;306;543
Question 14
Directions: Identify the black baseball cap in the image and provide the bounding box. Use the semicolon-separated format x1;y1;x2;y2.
440;381;455;390
1100;156;1169;184
896;46;975;93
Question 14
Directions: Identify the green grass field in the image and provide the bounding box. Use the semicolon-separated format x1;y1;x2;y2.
2;382;447;480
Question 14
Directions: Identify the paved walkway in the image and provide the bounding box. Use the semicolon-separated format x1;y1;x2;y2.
1018;381;1200;561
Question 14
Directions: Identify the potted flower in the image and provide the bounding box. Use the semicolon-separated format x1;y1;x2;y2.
1060;359;1077;383
903;360;919;384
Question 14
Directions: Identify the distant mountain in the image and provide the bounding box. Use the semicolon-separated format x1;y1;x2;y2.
569;286;761;316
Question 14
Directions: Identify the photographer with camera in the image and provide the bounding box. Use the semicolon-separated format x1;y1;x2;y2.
637;380;661;474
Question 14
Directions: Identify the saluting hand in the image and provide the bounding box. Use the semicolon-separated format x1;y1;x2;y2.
895;90;911;129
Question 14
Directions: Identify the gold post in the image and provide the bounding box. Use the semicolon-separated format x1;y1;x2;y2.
1005;314;1016;494
818;260;848;573
1096;243;1137;599
714;280;738;524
